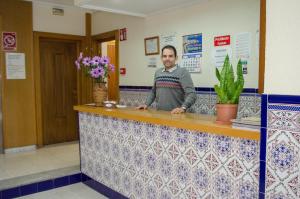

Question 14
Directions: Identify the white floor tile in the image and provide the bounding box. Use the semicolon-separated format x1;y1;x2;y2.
17;183;108;199
0;142;80;181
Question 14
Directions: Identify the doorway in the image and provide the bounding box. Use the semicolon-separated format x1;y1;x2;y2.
39;39;78;145
93;30;119;102
100;40;118;101
34;32;84;146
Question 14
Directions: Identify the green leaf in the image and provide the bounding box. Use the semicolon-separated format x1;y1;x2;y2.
216;68;221;81
214;55;244;104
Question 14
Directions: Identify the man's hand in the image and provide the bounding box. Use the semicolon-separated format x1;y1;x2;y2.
171;107;185;114
136;105;148;110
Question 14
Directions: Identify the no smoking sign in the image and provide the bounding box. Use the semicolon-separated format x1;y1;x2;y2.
2;32;17;51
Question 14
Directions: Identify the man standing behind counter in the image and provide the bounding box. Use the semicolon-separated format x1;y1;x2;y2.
137;45;197;114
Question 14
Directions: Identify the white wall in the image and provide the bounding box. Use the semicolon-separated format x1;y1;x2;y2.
92;0;260;87
92;12;147;85
264;0;300;95
33;1;87;36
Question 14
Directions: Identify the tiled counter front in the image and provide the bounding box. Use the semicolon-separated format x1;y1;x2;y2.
79;112;260;199
263;99;300;199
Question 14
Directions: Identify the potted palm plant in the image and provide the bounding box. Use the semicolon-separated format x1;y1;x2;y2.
214;55;244;124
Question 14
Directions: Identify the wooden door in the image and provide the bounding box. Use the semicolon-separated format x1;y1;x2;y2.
39;40;78;145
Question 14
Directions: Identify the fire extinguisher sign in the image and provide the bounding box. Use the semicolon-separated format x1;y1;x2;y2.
2;32;17;51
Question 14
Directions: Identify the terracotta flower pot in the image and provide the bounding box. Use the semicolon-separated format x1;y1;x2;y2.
215;104;238;125
93;83;107;106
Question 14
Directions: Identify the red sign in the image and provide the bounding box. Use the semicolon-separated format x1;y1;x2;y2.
120;67;126;75
120;28;127;41
2;32;17;51
214;35;230;46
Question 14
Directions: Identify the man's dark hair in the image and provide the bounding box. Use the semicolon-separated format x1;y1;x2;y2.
161;45;177;57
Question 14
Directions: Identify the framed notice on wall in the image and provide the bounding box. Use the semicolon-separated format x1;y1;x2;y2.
144;36;160;56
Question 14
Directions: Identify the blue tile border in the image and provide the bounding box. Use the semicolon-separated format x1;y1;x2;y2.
37;179;54;192
268;104;300;111
259;128;267;161
259;160;266;197
259;192;265;199
69;173;82;184
120;86;259;93
0;172;129;199
1;187;20;199
82;174;128;199
20;183;38;197
261;94;268;128
0;173;81;199
268;94;300;104
258;95;268;198
54;176;69;188
119;86;152;91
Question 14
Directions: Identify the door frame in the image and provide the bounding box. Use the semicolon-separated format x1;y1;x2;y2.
92;30;120;102
33;31;84;147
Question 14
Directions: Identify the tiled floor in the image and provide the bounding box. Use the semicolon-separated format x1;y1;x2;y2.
17;183;108;199
0;142;79;181
0;142;80;191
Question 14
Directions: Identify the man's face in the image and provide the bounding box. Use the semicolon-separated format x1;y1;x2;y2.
162;48;177;69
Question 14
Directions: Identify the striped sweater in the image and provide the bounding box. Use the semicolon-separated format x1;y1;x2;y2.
146;66;196;111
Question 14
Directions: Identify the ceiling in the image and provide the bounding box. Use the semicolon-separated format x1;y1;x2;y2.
31;0;206;17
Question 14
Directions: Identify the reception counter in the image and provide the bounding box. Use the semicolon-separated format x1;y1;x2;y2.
75;105;260;198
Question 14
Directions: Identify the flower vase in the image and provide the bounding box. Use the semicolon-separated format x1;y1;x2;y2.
93;82;107;106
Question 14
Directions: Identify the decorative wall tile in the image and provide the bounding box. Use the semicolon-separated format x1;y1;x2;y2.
265;103;300;199
119;89;261;118
79;112;259;198
268;104;300;132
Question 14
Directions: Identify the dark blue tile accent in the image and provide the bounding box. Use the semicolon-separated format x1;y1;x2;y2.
240;93;257;97
195;87;211;92
259;127;267;196
259;192;265;199
83;176;128;199
210;87;258;93
119;86;258;93
81;173;92;182
268;104;300;111
259;160;266;195
54;176;69;188
20;183;38;196
69;173;82;184
37;179;54;192
83;178;94;188
119;86;152;90
261;94;268;128
260;128;267;161
2;187;20;199
268;94;300;104
243;88;258;93
0;173;82;198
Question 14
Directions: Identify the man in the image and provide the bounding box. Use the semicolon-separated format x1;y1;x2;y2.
137;45;196;114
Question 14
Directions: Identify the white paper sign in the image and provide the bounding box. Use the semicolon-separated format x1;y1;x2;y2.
148;57;157;68
5;53;26;79
212;46;232;68
235;32;251;58
160;32;178;50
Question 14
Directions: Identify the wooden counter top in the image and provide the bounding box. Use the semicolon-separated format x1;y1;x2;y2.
74;105;260;140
